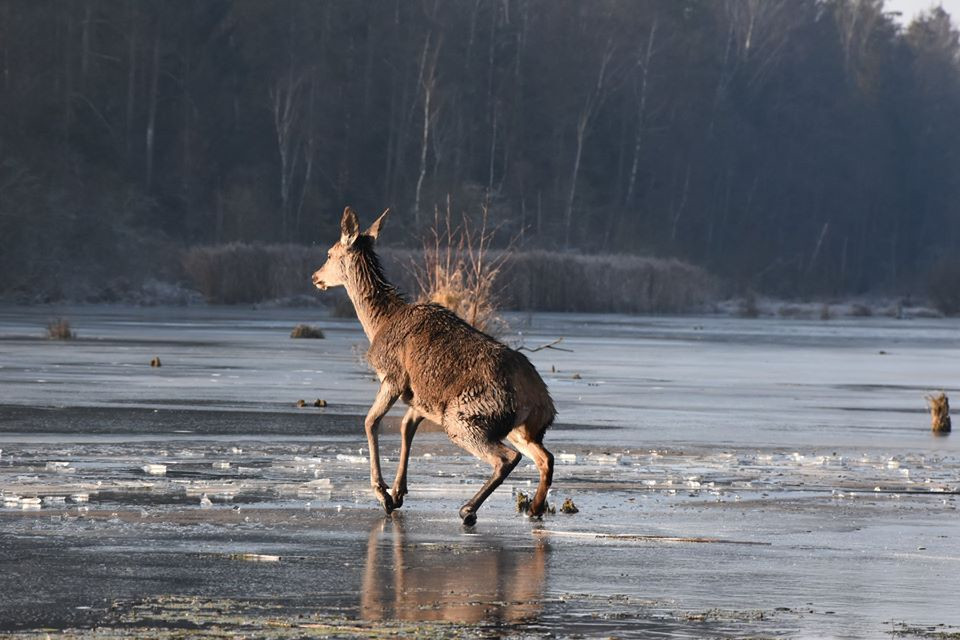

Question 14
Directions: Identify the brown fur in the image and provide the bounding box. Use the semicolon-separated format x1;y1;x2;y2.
312;208;556;524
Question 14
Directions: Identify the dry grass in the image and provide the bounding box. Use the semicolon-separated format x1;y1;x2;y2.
290;324;325;339
515;490;532;514
46;318;74;340
926;392;951;434
180;243;717;313
411;205;509;334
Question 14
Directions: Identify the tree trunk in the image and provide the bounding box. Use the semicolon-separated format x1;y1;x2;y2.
563;42;612;248
295;75;317;239
670;161;692;242
487;104;497;197
181;40;192;220
62;7;75;151
2;2;9;96
80;0;92;81
625;18;657;206
145;22;160;189
563;115;587;248
272;69;302;241
125;0;137;161
413;33;440;227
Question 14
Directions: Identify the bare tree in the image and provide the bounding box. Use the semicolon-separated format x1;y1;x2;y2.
834;0;885;75
145;19;160;189
413;32;442;228
270;69;305;241
563;38;614;248
124;0;137;161
624;16;658;207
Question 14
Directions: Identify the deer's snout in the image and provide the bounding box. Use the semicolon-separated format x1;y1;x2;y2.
312;272;327;290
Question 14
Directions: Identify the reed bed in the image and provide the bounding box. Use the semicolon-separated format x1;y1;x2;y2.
181;243;717;313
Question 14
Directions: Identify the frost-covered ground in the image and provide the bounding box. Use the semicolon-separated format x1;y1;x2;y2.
0;305;958;638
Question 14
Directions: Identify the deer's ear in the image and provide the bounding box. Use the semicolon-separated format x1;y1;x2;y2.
340;207;360;246
364;208;390;240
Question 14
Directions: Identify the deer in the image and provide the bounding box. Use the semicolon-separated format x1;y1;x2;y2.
311;207;556;526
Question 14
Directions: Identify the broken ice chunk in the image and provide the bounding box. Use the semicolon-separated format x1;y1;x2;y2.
212;462;231;470
69;493;90;503
557;453;578;464
588;453;620;465
142;463;167;475
20;497;42;509
199;494;213;508
234;553;280;562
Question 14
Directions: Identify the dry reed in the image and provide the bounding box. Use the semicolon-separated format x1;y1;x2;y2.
410;205;509;334
46;318;74;340
926;392;951;433
290;324;325;339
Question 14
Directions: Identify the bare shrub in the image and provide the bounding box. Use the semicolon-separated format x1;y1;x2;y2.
849;303;873;317
928;259;960;316
737;292;759;318
46;318;74;340
777;304;806;318
411;206;509;334
926;392;951;433
290;324;324;339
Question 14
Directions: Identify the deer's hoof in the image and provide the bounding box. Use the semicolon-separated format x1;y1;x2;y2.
390;490;405;509
374;487;395;514
459;506;477;527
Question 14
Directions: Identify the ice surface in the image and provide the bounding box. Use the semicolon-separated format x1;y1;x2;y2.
0;305;959;638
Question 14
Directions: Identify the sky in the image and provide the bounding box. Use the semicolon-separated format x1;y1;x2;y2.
883;0;960;25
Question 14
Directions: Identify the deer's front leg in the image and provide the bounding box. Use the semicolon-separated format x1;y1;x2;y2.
391;407;424;508
365;383;399;513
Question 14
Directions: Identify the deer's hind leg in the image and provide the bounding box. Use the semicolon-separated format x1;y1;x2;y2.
390;407;424;509
507;426;554;517
453;427;521;526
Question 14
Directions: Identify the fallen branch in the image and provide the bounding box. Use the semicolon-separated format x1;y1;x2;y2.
516;337;572;353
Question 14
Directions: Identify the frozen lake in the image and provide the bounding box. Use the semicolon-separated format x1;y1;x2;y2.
0;305;958;638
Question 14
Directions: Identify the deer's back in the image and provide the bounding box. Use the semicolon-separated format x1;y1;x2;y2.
368;304;554;438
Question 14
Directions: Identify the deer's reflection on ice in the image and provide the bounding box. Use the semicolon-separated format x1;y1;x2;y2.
360;515;549;623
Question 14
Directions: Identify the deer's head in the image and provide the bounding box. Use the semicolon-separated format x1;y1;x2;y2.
312;207;389;291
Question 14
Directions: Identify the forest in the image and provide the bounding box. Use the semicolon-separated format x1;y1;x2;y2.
1;0;959;305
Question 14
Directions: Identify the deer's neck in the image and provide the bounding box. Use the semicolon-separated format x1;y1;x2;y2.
344;248;405;342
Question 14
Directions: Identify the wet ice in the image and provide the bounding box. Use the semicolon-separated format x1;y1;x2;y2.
0;305;959;637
